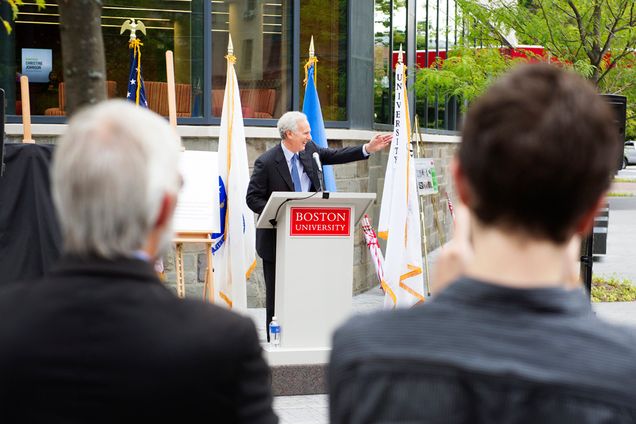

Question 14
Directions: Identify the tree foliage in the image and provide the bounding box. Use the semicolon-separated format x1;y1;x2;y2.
1;0;45;34
459;0;636;86
415;0;636;136
415;47;522;108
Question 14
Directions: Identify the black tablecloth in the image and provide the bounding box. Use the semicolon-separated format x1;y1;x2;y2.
0;143;61;284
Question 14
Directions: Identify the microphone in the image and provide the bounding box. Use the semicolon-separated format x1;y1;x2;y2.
312;152;324;192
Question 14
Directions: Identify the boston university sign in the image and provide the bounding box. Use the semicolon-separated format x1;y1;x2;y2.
289;207;351;236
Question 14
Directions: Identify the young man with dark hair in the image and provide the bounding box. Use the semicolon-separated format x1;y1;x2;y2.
329;64;636;423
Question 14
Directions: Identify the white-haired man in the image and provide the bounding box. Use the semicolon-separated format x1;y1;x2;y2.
246;111;391;339
0;101;278;423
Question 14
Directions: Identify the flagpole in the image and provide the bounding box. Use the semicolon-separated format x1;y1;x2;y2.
20;76;33;143
413;115;431;296
165;50;177;128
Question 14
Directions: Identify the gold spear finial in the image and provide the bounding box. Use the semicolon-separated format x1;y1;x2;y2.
398;44;403;64
120;18;146;42
309;35;315;59
225;34;236;64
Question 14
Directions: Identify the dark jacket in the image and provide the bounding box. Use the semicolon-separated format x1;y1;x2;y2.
0;255;277;424
246;140;366;261
330;277;636;424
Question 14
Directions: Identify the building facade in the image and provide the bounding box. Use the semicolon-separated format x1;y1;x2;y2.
1;0;459;303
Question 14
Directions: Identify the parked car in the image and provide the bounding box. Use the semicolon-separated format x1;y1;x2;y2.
624;141;636;168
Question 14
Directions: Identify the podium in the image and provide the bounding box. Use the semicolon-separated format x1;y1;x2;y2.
257;191;375;364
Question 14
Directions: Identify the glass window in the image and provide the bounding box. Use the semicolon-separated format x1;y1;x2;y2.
299;0;347;121
211;0;292;119
373;0;391;124
414;0;459;131
1;1;204;117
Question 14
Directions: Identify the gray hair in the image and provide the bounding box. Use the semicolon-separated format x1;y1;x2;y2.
277;111;307;139
52;100;181;258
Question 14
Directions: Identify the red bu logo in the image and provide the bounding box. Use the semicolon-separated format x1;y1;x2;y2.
289;207;351;236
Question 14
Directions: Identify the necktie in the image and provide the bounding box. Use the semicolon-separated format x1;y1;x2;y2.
291;154;302;192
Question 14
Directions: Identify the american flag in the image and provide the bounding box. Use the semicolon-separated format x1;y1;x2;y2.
126;39;147;108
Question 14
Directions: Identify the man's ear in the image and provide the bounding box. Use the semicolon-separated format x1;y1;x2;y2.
574;194;606;235
451;156;472;207
154;193;177;230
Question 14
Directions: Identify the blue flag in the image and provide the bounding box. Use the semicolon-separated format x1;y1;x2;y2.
302;63;336;191
126;39;148;108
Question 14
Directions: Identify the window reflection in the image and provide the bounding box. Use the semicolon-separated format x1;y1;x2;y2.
374;0;391;124
211;0;291;119
300;0;347;121
3;0;204;117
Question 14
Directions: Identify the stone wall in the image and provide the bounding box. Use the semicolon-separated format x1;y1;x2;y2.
162;135;460;307
5;130;460;306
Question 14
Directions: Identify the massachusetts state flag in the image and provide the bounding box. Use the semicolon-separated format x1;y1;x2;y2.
210;41;256;311
126;39;148;108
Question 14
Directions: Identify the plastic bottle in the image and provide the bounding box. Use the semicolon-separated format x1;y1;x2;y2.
269;316;281;348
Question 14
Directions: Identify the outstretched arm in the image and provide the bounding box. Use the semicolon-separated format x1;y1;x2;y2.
363;133;392;154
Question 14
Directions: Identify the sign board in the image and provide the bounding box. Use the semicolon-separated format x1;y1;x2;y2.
414;158;438;196
289;207;351;236
173;150;220;233
21;48;52;83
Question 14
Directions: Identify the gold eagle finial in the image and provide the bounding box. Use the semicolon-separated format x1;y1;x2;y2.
120;19;147;41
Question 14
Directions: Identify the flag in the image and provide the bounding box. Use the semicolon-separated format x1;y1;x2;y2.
210;45;256;311
302;57;336;191
377;49;425;309
126;39;148;108
361;214;385;286
446;192;456;224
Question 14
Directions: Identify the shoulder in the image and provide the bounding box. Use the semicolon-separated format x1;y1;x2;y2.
256;143;282;164
179;299;259;347
331;308;411;364
0;280;34;305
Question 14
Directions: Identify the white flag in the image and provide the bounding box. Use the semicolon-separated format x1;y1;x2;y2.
211;49;256;311
377;51;425;309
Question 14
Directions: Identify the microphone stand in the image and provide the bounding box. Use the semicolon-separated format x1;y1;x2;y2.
312;150;329;199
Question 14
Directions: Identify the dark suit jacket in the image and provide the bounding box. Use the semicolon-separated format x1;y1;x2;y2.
246;140;367;261
0;255;278;424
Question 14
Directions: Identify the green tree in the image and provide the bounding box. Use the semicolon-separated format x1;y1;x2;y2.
458;0;636;85
415;47;521;107
416;0;636;119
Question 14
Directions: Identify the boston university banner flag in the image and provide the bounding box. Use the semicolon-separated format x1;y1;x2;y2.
210;37;256;310
377;46;425;309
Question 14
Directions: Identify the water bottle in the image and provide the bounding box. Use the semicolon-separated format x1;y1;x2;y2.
269;316;281;348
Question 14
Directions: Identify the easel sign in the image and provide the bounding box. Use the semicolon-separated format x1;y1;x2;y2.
174;150;220;233
414;158;438;196
173;150;220;300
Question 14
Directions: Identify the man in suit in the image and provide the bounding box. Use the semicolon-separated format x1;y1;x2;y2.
0;100;277;423
246;111;391;339
329;64;636;423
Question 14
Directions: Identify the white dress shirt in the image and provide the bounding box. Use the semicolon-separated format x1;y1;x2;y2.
281;143;312;192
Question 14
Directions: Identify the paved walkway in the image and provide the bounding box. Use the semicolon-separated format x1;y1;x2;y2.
270;168;636;423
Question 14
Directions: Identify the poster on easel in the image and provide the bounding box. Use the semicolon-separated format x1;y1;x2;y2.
414;158;438;196
173;150;221;234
